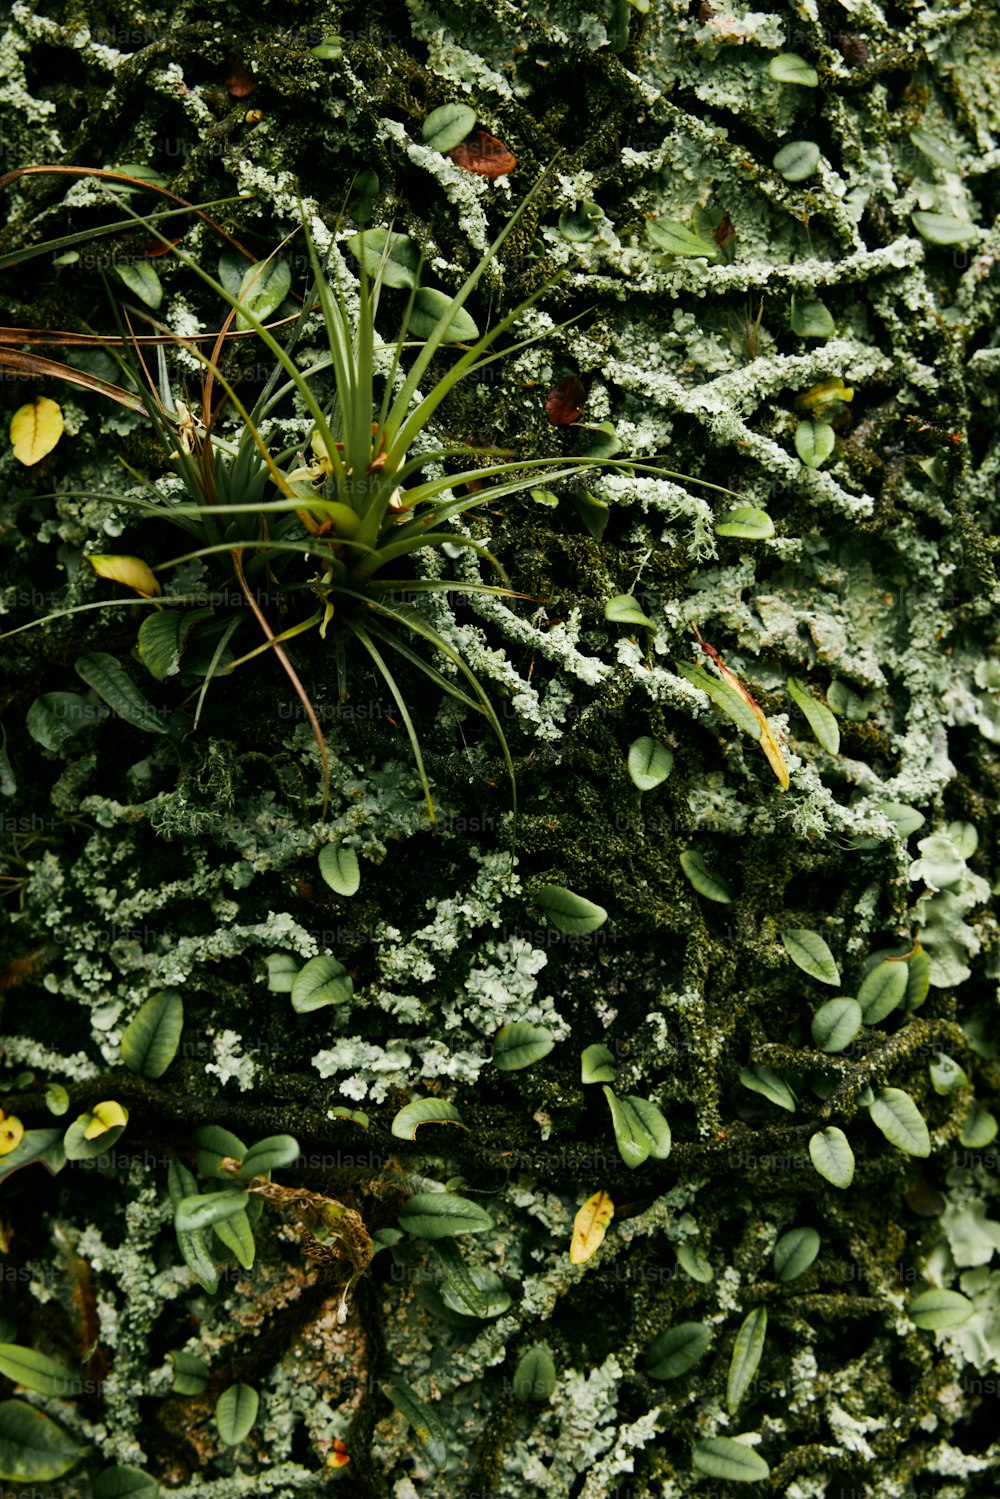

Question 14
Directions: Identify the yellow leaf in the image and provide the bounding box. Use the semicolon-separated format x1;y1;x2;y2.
87;554;162;598
82;1100;128;1139
0;1115;25;1156
10;396;64;466
570;1189;614;1264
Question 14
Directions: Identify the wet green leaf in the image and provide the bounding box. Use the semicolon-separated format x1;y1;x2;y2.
782;928;840;986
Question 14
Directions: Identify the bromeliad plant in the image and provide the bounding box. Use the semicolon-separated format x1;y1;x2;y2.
2;168;738;831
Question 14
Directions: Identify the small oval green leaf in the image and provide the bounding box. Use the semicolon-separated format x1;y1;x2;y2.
422;102;476;153
120;990;183;1079
679;849;733;904
773;1227;820;1282
238;1134;300;1178
714;506;775;539
790;298;835;338
513;1344;557;1401
492;1021;556;1071
692;1436;770;1482
676;1244;714;1282
627;735;674;790
794;418;835;469
346;229;421;290
605;594;654;627
912;211;978;246
290;954;354;1013
767;52;818;85
857;953;911;1025
535;885;608;935
398;1192;492;1239
215;1383;259;1446
645;1321;712;1381
0;1399;82;1481
75;652;168;734
929;1052;968;1095
809;1126;855;1188
869;1087;931;1157
381;1380;447;1469
909;1288;975;1330
318;843;361;897
647;217;720;257
410;286;479;343
92;1464;159;1498
739;1064;796;1112
811;997;862;1053
782;928;840;986
581;1043;616;1084
390;1099;467;1139
960;1101;998;1148
169;1351;210;1395
773;140;821;180
175;1190;250;1233
116;261;163;309
0;1345;81;1398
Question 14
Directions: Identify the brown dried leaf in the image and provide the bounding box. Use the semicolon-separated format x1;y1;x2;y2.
546;375;586;425
449;129;516;178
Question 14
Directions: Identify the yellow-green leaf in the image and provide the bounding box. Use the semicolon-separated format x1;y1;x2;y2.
10;397;64;466
570;1190;614;1264
87;555;161;598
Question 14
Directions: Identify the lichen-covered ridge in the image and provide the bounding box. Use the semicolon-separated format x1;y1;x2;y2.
1;0;999;1494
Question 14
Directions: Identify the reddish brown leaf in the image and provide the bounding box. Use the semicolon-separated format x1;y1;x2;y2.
904;1178;946;1217
136;237;182;259
226;59;256;98
546;375;586;426
449;130;516;178
713;215;735;247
